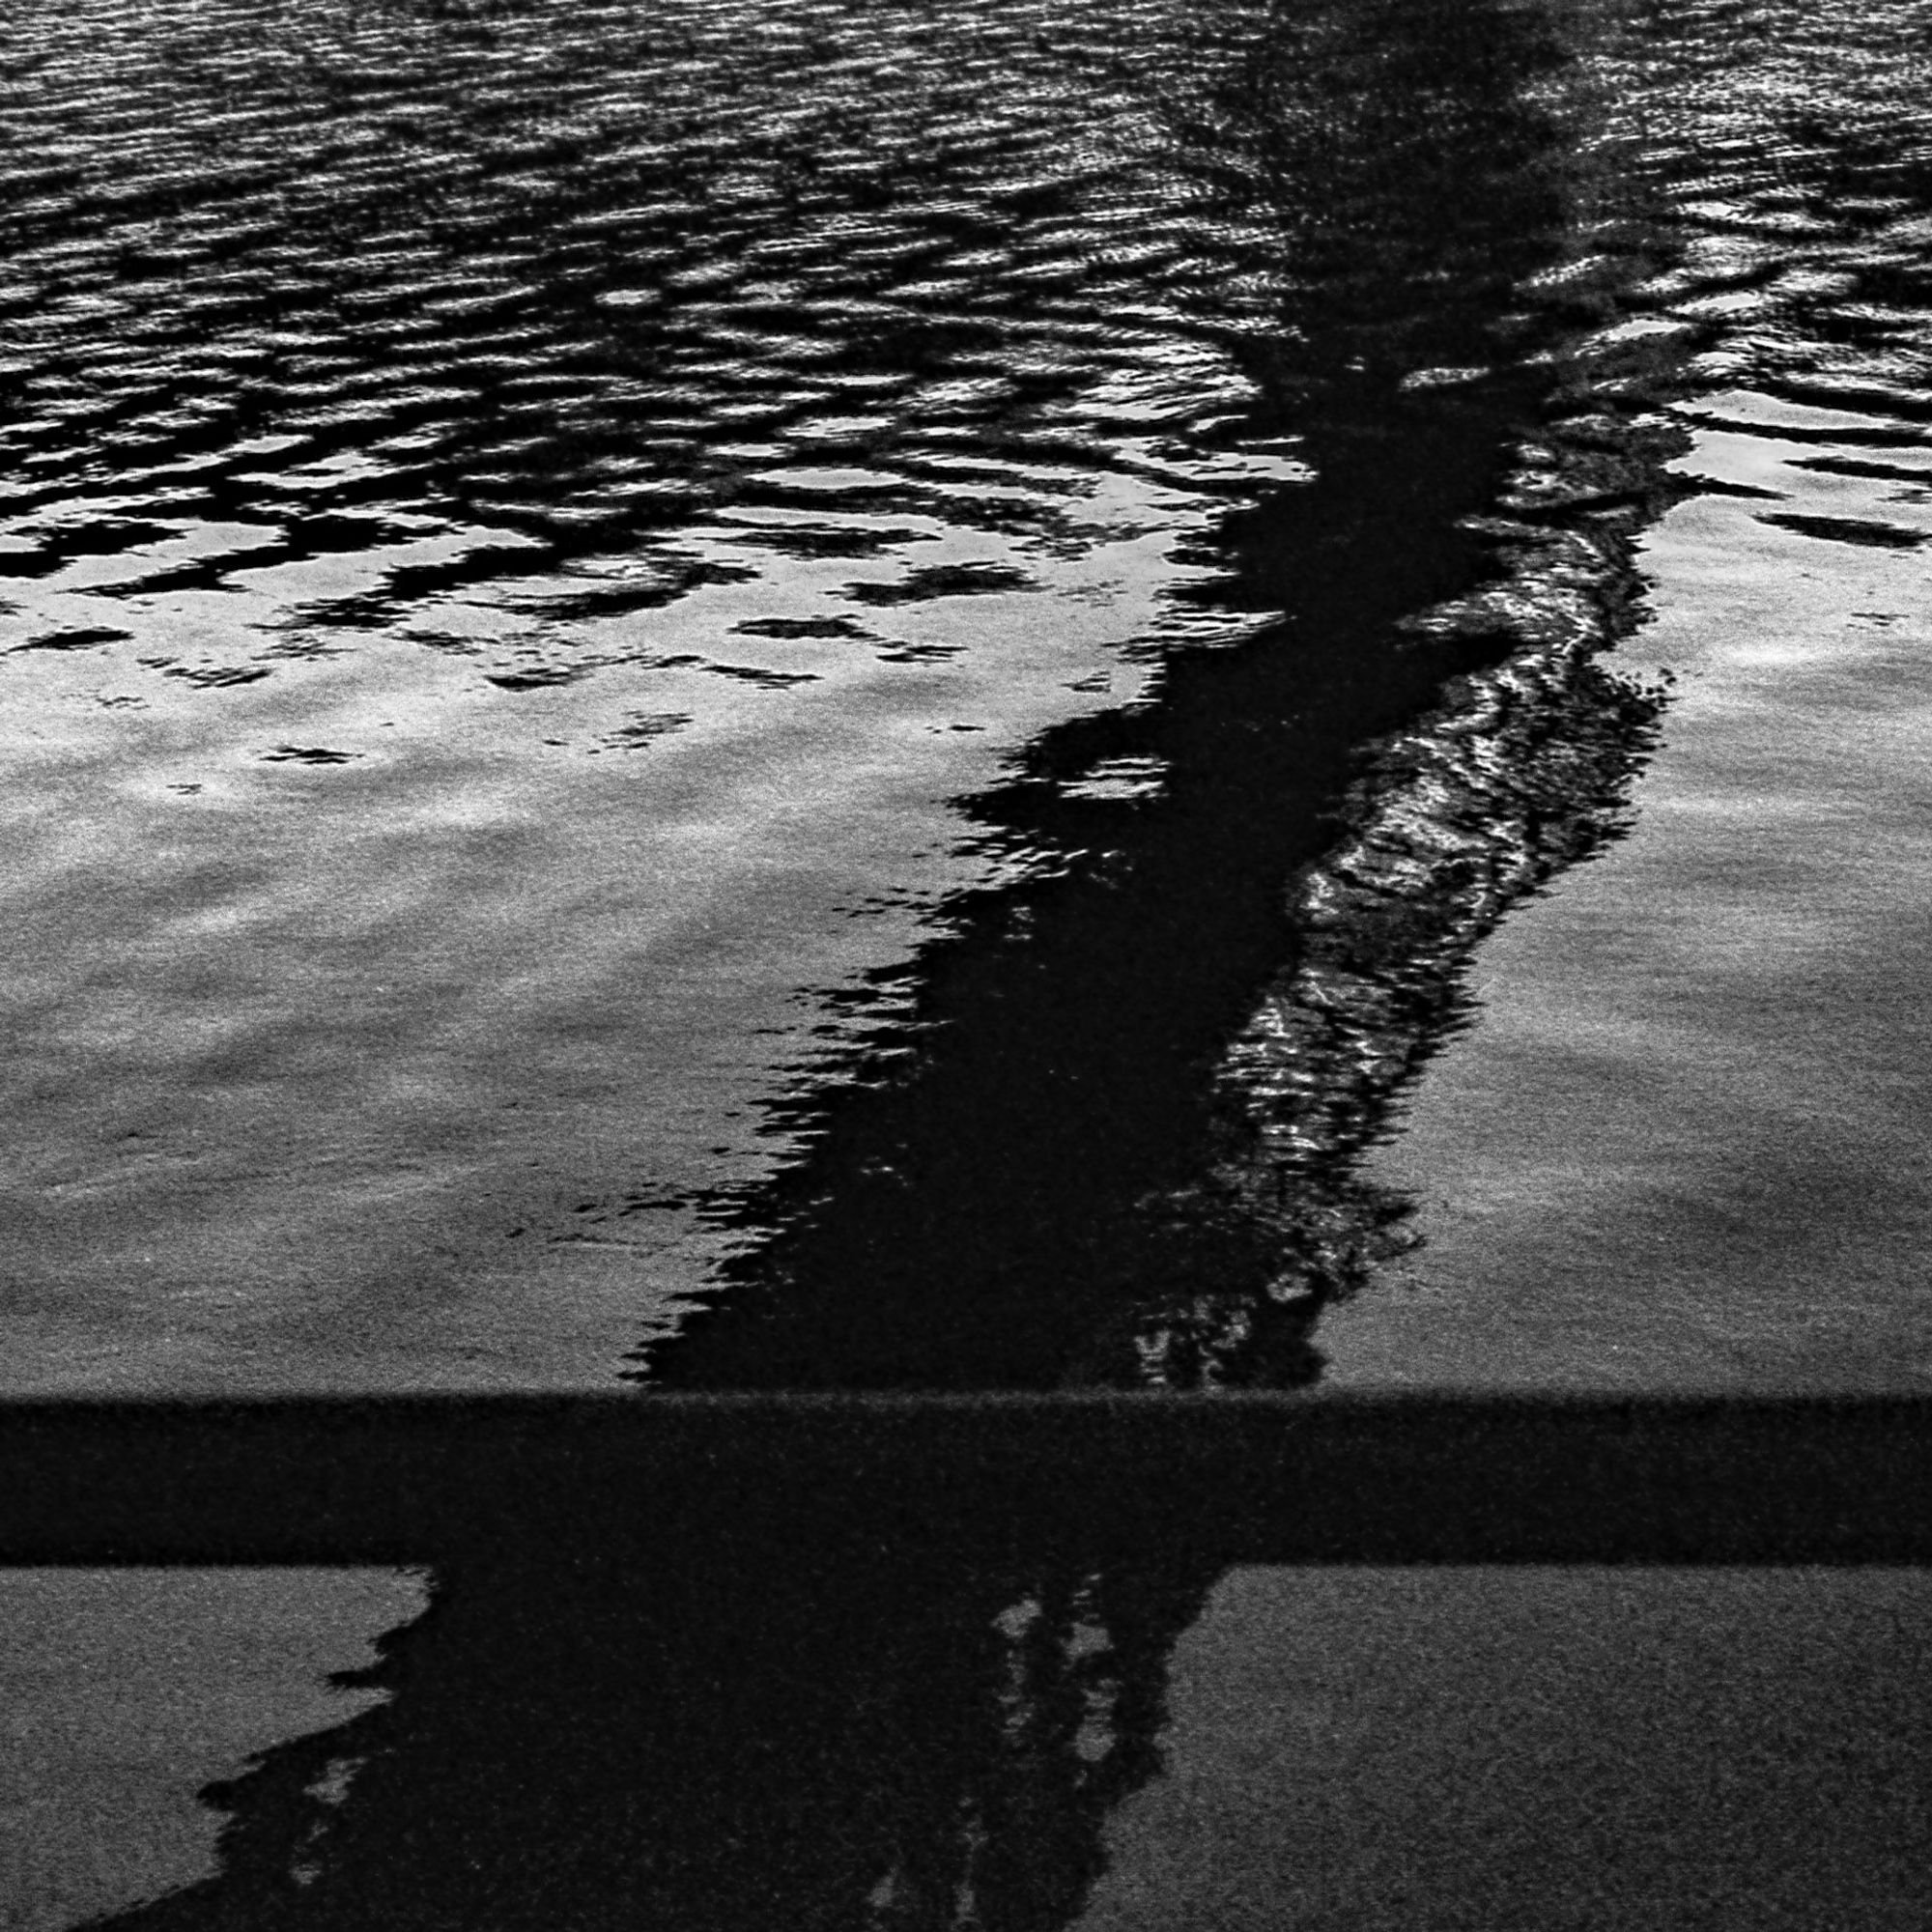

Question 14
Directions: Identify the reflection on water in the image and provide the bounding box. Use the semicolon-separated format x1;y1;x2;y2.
35;0;1932;1919
87;1484;1224;1932
1;0;1300;1384
637;0;1932;1394
639;0;1674;1392
11;0;1915;1387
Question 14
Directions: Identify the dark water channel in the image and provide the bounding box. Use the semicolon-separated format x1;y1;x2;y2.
7;0;1932;1923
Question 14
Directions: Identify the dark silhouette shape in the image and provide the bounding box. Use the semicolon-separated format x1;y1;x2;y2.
84;1469;1222;1932
69;2;1707;1926
633;0;1669;1396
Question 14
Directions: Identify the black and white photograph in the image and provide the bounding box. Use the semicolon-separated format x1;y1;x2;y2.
2;0;1930;1922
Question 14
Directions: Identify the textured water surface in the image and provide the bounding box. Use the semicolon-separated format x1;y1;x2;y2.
14;1;1932;1927
1321;0;1932;1392
640;0;1932;1395
8;0;1930;1395
2;0;1300;1386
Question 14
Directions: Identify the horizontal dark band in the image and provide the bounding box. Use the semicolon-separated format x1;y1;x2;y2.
4;1392;1929;1567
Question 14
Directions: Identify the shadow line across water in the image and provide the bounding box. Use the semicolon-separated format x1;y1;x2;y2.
633;0;1679;1397
13;1395;1932;1930
22;0;1927;1921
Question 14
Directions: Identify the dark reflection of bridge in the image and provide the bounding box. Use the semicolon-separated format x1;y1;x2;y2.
11;1397;1932;1931
631;0;1663;1399
10;0;1758;1922
71;1409;1223;1932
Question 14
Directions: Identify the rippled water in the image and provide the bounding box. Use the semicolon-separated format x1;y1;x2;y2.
640;0;1932;1395
1311;0;1932;1393
2;0;1302;1385
15;0;1932;1926
7;0;1930;1395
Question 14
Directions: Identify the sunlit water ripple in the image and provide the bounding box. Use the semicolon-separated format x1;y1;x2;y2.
2;0;1928;1394
2;0;1298;1386
14;5;1932;1930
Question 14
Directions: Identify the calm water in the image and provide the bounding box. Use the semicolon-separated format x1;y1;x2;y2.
9;0;1932;1923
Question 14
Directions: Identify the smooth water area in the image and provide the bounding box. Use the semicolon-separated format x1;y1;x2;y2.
1078;1566;1932;1930
0;1568;426;1929
8;0;1932;1924
21;1490;1932;1932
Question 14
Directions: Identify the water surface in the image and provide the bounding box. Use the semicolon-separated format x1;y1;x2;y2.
1322;0;1932;1391
4;0;1299;1387
11;0;1932;1924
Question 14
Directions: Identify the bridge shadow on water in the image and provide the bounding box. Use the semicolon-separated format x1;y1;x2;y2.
63;0;1719;1922
634;0;1670;1398
97;1480;1222;1932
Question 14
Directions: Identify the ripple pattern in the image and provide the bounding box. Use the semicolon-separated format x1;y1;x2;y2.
0;0;1300;686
